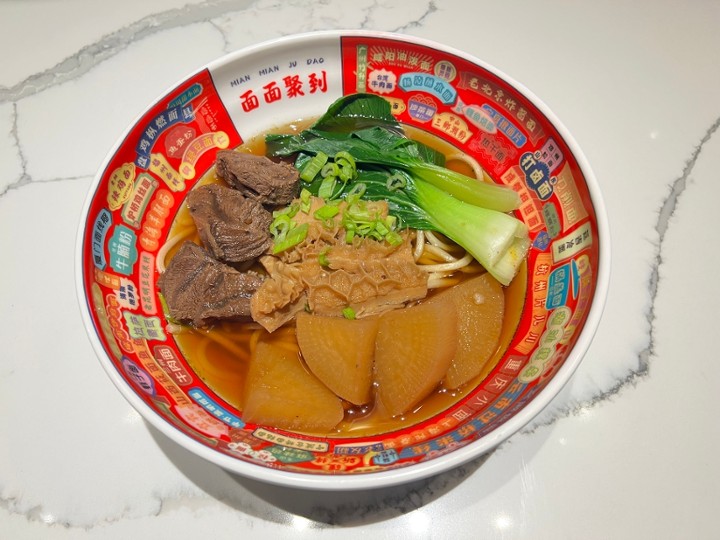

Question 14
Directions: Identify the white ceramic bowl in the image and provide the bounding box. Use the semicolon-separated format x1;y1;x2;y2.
76;30;610;490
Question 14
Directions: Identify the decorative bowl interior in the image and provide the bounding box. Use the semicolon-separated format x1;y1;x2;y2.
76;30;609;490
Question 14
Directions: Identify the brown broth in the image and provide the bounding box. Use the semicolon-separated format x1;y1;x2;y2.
166;121;527;438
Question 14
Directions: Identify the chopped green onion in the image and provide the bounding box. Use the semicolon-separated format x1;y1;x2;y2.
318;175;337;200
345;182;366;205
374;220;389;236
338;164;354;182
308;152;359;201
385;231;403;246
270;213;292;239
335;151;357;183
272;222;309;254
344;202;371;222
299;151;328;182
336;197;404;246
321;162;340;178
334;151;356;170
342;307;356;320
314;204;340;222
300;188;312;213
272;202;299;219
318;247;330;267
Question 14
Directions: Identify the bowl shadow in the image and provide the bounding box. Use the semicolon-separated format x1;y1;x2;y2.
237;453;491;526
148;424;492;526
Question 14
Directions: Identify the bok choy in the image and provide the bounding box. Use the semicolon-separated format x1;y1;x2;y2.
265;93;530;285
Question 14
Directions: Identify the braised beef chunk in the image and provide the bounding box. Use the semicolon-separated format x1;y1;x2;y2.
158;241;264;327
215;150;299;205
187;184;272;263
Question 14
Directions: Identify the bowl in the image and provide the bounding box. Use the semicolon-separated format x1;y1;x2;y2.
76;30;610;490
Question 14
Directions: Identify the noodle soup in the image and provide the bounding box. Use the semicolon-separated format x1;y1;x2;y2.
161;123;527;437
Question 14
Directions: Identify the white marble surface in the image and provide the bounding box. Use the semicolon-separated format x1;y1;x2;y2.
1;0;719;538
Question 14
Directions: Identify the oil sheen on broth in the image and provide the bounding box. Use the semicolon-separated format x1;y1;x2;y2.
165;121;527;438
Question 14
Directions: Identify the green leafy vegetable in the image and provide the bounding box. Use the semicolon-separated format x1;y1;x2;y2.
266;93;530;285
309;92;400;132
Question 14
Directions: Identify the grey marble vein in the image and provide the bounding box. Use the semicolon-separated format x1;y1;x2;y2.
523;115;720;434
0;0;255;104
390;0;438;33
2;103;31;196
638;117;720;376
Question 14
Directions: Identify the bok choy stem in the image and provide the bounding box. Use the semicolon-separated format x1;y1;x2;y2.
412;180;530;286
408;161;520;213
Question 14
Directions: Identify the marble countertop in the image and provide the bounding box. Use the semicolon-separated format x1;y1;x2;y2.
2;1;719;538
